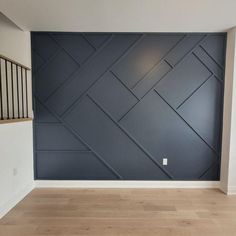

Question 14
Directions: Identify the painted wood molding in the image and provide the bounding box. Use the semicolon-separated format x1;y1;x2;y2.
0;118;33;125
35;180;220;189
0;54;31;70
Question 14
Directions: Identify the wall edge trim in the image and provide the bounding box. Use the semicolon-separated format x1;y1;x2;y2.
227;186;236;195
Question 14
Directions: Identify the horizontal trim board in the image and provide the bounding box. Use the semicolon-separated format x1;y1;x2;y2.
0;54;31;70
0;118;33;125
35;180;220;189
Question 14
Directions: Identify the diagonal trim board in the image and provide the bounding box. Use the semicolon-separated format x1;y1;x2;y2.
34;96;123;180
32;33;226;180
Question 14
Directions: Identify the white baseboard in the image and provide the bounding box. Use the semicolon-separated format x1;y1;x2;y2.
0;182;34;219
227;186;236;195
35;180;220;189
219;184;236;195
219;185;228;194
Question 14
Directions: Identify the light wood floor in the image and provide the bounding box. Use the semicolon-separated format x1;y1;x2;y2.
1;188;236;236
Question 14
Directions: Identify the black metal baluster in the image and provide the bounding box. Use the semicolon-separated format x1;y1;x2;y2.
16;65;20;119
25;69;28;118
0;56;30;120
11;62;15;119
21;67;24;118
5;60;9;119
0;59;3;119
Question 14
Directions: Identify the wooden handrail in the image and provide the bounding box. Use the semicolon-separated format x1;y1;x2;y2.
0;118;33;124
0;54;31;70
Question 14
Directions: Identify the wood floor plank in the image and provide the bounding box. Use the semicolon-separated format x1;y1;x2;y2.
0;188;236;236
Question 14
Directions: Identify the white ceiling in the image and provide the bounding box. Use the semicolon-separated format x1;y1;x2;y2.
0;0;236;32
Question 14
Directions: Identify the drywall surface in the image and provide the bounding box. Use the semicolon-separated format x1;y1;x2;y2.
226;28;236;194
0;13;31;67
220;27;236;194
0;12;33;117
0;14;34;218
0;121;34;218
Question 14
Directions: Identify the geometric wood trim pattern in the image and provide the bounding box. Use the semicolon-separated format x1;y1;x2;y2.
32;33;226;180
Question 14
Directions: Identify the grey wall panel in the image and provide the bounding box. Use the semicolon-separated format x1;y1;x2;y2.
32;33;226;180
36;151;118;180
35;50;78;100
36;124;88;151
32;51;44;73
155;53;211;108
52;34;95;64
34;100;58;123
165;35;204;66
177;76;222;153
46;34;140;116
199;162;220;180
112;35;182;88
83;34;110;49
193;46;224;80
32;34;60;61
201;35;226;67
120;91;217;179
64;96;170;180
133;61;171;99
89;72;138;120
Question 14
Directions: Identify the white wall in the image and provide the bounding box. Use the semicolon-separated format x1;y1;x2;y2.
0;13;31;67
220;27;236;194
0;13;34;218
0;121;34;218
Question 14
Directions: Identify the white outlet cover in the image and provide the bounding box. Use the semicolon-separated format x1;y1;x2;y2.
163;158;168;165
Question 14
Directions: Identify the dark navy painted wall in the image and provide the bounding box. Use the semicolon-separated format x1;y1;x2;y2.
32;33;226;180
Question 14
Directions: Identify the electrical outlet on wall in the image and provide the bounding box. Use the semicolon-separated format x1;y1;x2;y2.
163;158;168;166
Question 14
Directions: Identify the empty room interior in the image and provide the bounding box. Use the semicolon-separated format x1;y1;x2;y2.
1;0;236;235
